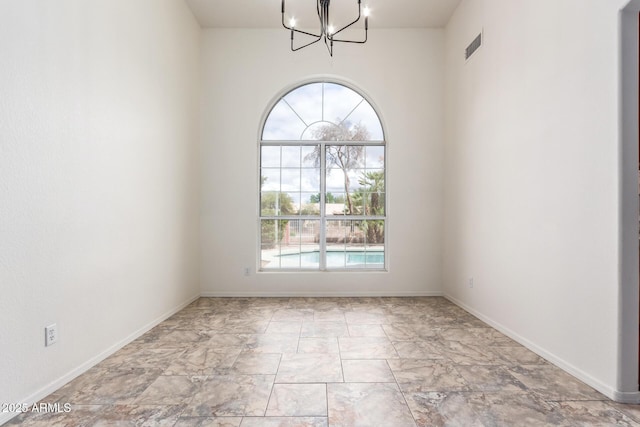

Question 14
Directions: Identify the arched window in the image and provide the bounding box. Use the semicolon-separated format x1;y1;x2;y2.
260;81;386;270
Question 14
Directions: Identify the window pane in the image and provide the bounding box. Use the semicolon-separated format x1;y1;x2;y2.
281;169;301;192
327;249;347;269
301;192;320;205
347;168;363;193
326;145;365;168
301;121;339;141
363;169;385;186
262;101;306;140
281;225;302;268
326;193;347;216
365;146;385;168
280;219;320;269
300;244;321;268
300;195;320;215
325;220;383;269
284;83;323;125
326;168;345;193
286;192;302;214
261;192;277;216
281;192;297;215
364;192;385;216
282;146;301;167
262;146;281;167
301;168;320;192
326;146;366;199
261;220;281;269
261;192;288;216
261;192;298;216
261;169;280;191
301;145;320;167
323;83;363;124
363;220;385;248
262;220;320;269
346;101;384;140
347;192;365;215
326;218;346;268
360;169;385;215
300;220;320;246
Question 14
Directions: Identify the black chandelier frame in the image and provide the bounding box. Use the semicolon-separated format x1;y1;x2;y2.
281;0;369;56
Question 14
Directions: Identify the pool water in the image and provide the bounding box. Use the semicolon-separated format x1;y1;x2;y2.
277;250;384;268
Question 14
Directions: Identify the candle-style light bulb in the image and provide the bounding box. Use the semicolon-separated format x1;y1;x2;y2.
289;17;296;28
328;25;335;35
364;5;370;31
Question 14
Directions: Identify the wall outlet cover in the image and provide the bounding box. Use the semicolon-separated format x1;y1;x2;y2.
45;324;58;347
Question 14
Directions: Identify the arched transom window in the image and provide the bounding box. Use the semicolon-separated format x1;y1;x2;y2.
260;81;386;270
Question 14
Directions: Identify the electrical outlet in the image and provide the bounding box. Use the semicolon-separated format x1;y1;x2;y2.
468;277;474;288
243;267;251;276
45;324;58;347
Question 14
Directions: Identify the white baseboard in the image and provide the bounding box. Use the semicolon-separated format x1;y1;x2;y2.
0;294;200;426
611;390;640;404
200;290;443;298
444;293;640;404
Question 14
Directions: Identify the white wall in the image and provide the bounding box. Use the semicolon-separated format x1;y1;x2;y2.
200;29;444;296
0;0;201;419
443;0;638;401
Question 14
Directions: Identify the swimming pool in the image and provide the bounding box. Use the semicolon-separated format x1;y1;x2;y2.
276;250;384;268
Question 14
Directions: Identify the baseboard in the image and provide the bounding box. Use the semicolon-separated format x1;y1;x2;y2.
611;390;640;404
444;293;639;404
200;290;444;298
0;293;200;426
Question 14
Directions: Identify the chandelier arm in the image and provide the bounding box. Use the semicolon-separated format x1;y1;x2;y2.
289;27;323;38
282;1;322;37
281;0;289;29
292;35;323;52
323;0;330;36
330;20;368;44
330;3;362;38
330;36;367;44
324;37;333;56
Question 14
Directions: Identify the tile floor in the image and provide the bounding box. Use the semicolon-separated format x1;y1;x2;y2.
7;297;640;426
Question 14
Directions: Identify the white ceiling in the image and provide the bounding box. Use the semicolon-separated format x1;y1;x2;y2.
185;0;462;29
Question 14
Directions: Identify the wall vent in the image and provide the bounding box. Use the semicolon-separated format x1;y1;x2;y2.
465;33;482;60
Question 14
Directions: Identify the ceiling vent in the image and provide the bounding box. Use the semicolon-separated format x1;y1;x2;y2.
465;32;482;61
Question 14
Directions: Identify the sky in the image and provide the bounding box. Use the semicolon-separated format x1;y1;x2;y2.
262;82;384;141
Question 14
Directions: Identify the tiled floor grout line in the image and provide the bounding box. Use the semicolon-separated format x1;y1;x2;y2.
6;297;640;426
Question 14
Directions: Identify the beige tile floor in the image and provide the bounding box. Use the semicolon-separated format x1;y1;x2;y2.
7;297;640;426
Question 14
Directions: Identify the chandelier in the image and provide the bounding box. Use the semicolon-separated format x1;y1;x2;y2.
281;0;369;56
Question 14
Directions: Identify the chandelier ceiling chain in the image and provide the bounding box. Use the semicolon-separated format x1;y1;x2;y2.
281;0;369;56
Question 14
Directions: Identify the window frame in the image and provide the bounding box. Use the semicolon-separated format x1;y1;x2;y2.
258;81;387;272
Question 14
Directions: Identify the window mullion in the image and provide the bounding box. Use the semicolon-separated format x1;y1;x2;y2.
319;142;327;270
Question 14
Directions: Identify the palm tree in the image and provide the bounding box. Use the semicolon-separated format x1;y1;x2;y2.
357;170;385;244
358;171;384;215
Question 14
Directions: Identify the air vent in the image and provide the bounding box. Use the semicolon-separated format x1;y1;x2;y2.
465;33;482;60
